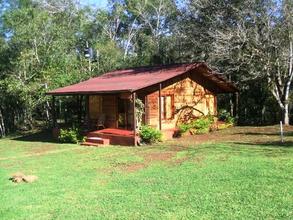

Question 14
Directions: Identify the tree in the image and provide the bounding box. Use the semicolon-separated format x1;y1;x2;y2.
178;0;293;124
0;0;92;133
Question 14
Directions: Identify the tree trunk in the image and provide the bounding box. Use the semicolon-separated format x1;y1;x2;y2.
283;103;289;125
229;94;234;117
261;105;266;124
0;108;6;137
44;83;50;123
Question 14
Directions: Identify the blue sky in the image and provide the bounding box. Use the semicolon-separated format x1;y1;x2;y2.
80;0;108;9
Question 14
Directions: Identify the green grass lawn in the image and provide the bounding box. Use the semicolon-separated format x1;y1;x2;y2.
0;126;293;219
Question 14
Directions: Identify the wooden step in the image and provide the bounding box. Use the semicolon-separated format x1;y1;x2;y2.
86;132;134;145
80;141;100;147
86;137;110;145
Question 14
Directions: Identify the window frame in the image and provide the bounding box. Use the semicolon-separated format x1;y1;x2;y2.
160;94;175;120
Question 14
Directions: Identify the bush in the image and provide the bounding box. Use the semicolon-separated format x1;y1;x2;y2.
178;123;192;134
58;128;82;144
139;125;162;144
178;115;214;135
226;115;235;125
192;117;213;134
218;109;235;125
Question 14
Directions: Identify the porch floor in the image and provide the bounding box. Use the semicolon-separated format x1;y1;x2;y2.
92;128;134;137
82;128;135;146
81;128;179;147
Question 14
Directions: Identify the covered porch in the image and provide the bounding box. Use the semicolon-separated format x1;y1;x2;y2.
50;91;141;146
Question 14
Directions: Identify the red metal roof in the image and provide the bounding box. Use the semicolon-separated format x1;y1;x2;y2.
47;62;238;95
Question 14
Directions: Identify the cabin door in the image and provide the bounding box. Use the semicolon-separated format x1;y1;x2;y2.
118;98;132;129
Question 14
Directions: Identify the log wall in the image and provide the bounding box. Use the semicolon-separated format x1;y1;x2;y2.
145;77;217;130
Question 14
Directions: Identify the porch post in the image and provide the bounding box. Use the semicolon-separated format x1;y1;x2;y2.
52;96;56;128
132;92;137;146
158;83;162;130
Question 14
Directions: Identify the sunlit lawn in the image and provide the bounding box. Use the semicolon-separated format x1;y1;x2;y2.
0;126;292;219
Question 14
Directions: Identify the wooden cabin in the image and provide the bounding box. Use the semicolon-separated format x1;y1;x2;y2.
47;63;238;146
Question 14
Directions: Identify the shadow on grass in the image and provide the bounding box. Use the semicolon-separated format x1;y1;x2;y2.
12;130;58;143
233;141;293;148
181;142;293;158
233;132;293;136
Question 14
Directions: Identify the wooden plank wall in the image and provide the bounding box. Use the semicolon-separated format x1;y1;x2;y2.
145;77;217;130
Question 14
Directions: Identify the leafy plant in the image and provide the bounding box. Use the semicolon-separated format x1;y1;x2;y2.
178;115;214;135
58;128;83;144
192;117;213;134
178;123;192;134
135;98;145;130
226;116;235;125
218;109;235;125
139;125;162;144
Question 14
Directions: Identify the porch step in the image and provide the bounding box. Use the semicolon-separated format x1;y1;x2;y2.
85;129;136;146
80;141;100;147
86;137;110;145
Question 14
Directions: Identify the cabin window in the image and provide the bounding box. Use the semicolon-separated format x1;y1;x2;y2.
160;95;174;120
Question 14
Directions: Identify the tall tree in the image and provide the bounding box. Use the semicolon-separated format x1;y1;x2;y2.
178;0;293;124
0;0;91;133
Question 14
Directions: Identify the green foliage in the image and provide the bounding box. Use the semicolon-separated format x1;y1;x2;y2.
135;98;145;129
178;123;192;134
192;117;213;134
58;128;82;144
179;115;214;135
218;110;235;125
139;125;162;144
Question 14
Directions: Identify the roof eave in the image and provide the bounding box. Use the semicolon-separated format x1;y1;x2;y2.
46;89;133;96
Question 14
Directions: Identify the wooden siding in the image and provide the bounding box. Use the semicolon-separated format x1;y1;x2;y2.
145;77;217;130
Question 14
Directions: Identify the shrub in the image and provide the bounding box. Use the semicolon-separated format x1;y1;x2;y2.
139;125;162;144
218;109;235;125
192;117;213;134
178;115;214;135
178;123;192;134
226;115;235;125
58;128;82;144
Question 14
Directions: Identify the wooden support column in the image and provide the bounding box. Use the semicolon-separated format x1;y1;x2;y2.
144;95;147;124
124;100;128;130
158;83;162;130
132;92;137;146
52;96;56;128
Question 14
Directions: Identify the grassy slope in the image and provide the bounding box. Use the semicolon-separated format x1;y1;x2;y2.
0;126;292;219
